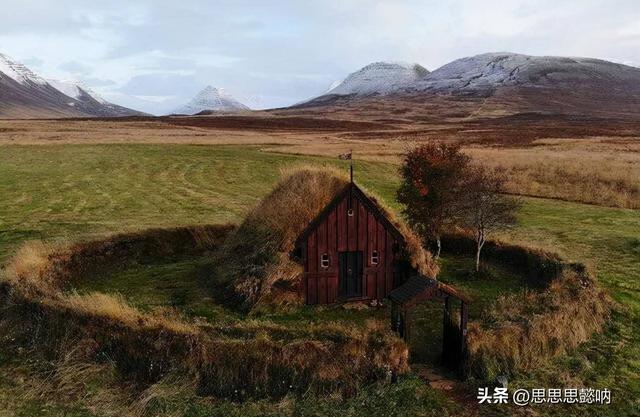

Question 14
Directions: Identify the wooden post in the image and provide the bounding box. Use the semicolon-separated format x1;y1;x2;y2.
459;301;468;375
403;305;409;342
391;302;400;334
442;296;450;364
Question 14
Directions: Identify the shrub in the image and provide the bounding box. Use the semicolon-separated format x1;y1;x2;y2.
397;142;471;258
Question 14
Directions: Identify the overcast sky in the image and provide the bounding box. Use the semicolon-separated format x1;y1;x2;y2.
1;0;638;114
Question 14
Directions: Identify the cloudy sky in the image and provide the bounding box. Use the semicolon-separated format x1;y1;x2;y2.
1;0;638;114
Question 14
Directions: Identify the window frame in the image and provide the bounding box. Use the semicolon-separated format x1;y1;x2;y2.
371;250;379;265
320;253;330;268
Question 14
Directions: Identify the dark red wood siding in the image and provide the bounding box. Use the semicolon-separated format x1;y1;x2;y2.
302;190;402;305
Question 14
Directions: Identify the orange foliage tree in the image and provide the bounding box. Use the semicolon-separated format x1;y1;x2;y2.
396;142;470;258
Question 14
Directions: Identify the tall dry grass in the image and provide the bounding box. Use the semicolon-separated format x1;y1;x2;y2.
3;240;60;295
264;138;640;209
466;265;611;380
466;139;640;209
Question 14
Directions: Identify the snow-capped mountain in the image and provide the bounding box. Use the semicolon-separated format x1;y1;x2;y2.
0;53;47;86
300;52;640;108
172;86;250;115
325;62;428;96
0;53;145;118
47;79;108;105
414;52;640;94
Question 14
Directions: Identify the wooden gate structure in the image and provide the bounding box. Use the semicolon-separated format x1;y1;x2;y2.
389;275;471;373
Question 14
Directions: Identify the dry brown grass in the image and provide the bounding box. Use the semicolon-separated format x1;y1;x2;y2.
63;292;198;334
467;265;611;380
466;138;640;208
267;138;640;209
3;240;59;295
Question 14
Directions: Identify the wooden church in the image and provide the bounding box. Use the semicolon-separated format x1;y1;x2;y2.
294;176;413;305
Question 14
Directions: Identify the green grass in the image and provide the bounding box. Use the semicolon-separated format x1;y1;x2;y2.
497;198;640;417
438;256;525;319
78;256;239;322
76;254;390;326
504;198;640;310
0;144;398;263
0;143;638;416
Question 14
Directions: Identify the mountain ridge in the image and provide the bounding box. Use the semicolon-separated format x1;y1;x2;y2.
293;52;640;119
306;52;640;100
0;53;145;118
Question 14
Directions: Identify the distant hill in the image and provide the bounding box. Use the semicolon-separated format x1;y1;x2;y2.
0;53;145;119
324;62;428;96
295;52;640;119
172;86;250;115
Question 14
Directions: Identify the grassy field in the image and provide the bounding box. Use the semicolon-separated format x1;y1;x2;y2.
2;119;639;209
0;144;398;262
0;143;638;416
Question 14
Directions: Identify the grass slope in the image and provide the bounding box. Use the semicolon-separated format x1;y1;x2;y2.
0;143;638;416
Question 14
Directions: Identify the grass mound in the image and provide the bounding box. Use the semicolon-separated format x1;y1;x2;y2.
439;233;612;380
4;225;234;298
212;165;437;313
0;224;410;401
467;264;611;380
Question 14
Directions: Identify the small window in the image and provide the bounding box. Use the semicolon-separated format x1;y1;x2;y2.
320;253;330;268
371;250;379;265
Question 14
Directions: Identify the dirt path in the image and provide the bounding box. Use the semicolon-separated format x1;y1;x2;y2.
412;364;481;416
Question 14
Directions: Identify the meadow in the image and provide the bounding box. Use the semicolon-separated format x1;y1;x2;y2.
1;118;639;209
0;143;638;416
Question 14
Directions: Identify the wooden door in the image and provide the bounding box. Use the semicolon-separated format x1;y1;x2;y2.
339;251;363;298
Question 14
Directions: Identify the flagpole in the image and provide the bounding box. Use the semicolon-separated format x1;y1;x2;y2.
349;149;353;213
350;149;353;184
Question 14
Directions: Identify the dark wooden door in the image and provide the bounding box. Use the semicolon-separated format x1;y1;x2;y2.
339;251;363;298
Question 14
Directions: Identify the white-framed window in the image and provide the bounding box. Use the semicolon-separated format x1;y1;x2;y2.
320;253;330;268
371;250;379;265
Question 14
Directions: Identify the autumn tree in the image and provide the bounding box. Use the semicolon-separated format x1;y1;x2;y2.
396;142;470;258
460;166;521;271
